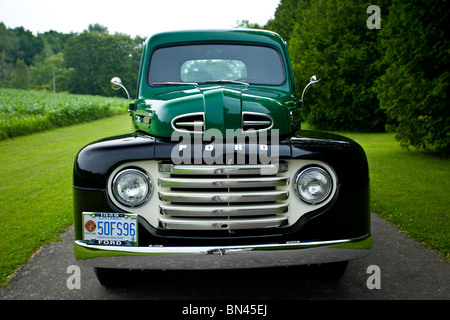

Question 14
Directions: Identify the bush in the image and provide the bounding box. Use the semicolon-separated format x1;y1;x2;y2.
285;0;387;132
375;0;450;156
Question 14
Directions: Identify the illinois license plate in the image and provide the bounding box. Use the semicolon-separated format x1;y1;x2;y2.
83;212;138;246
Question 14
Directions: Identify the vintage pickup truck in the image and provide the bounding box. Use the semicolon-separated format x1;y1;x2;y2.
73;29;371;286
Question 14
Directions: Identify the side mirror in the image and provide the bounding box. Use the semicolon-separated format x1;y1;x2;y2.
299;75;320;108
309;75;318;83
111;77;123;90
110;77;131;103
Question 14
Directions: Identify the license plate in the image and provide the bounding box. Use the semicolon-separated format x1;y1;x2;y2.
83;212;138;246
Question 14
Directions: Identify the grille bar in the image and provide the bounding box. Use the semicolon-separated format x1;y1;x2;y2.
158;176;289;189
159;163;287;176
159;203;288;217
159;215;288;230
158;190;289;203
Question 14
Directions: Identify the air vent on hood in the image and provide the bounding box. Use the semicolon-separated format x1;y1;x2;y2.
171;112;205;133
242;112;273;133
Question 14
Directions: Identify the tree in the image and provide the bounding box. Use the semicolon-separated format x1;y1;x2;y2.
88;23;109;34
1;24;71;87
375;0;450;155
0;22;18;85
63;25;143;97
265;0;310;42
10;27;44;66
286;0;387;131
29;52;69;92
235;20;263;29
38;30;71;55
9;59;29;89
0;22;143;96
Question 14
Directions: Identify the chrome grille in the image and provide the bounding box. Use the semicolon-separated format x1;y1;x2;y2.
157;162;289;230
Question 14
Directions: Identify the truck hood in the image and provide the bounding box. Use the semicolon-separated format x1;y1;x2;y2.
134;86;292;139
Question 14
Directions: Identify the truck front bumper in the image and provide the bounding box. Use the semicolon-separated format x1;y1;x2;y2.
74;234;371;270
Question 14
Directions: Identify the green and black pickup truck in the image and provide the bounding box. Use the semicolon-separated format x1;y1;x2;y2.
73;29;371;286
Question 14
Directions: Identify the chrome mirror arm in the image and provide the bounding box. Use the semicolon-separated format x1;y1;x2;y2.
300;75;320;108
111;77;131;104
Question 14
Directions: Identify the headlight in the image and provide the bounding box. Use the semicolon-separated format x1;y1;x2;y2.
294;167;333;205
112;168;152;207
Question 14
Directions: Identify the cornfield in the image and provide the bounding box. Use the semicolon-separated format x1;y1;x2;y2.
0;88;127;139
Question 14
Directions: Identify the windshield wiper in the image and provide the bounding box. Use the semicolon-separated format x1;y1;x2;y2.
203;80;249;88
152;82;198;88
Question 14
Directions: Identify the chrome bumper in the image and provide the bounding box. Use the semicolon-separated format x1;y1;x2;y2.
74;234;371;270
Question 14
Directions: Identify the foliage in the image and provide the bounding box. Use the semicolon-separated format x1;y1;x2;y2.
29;52;71;92
63;28;143;98
264;0;448;156
265;0;310;42
1;25;44;66
0;22;143;99
0;23;54;87
235;20;264;29
269;0;388;132
8;59;29;89
0;88;127;139
375;0;450;155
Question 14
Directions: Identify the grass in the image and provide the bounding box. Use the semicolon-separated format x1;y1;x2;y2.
0;116;448;288
341;131;450;260
302;123;449;261
0;114;131;288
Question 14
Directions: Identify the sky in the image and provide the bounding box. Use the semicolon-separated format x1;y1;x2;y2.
0;0;281;37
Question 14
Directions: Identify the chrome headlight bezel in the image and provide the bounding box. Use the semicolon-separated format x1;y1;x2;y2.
294;166;333;205
112;168;152;208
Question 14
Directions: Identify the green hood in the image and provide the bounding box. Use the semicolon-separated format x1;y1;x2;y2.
133;86;292;138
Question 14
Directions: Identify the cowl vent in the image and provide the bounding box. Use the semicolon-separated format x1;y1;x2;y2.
242;112;273;133
171;112;205;133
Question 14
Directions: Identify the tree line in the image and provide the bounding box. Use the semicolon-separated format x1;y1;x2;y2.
0;23;144;99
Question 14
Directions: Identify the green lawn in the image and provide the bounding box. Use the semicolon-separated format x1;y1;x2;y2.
341;131;450;260
0;114;131;287
300;123;449;261
0;116;448;288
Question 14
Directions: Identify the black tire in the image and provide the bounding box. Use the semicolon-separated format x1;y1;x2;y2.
93;267;127;287
311;261;349;281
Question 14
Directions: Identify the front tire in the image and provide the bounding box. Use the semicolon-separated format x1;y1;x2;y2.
312;261;349;280
94;267;127;287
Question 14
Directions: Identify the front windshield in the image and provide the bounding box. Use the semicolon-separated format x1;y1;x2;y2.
148;43;286;86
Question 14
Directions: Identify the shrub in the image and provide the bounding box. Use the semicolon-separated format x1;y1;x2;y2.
375;0;449;156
